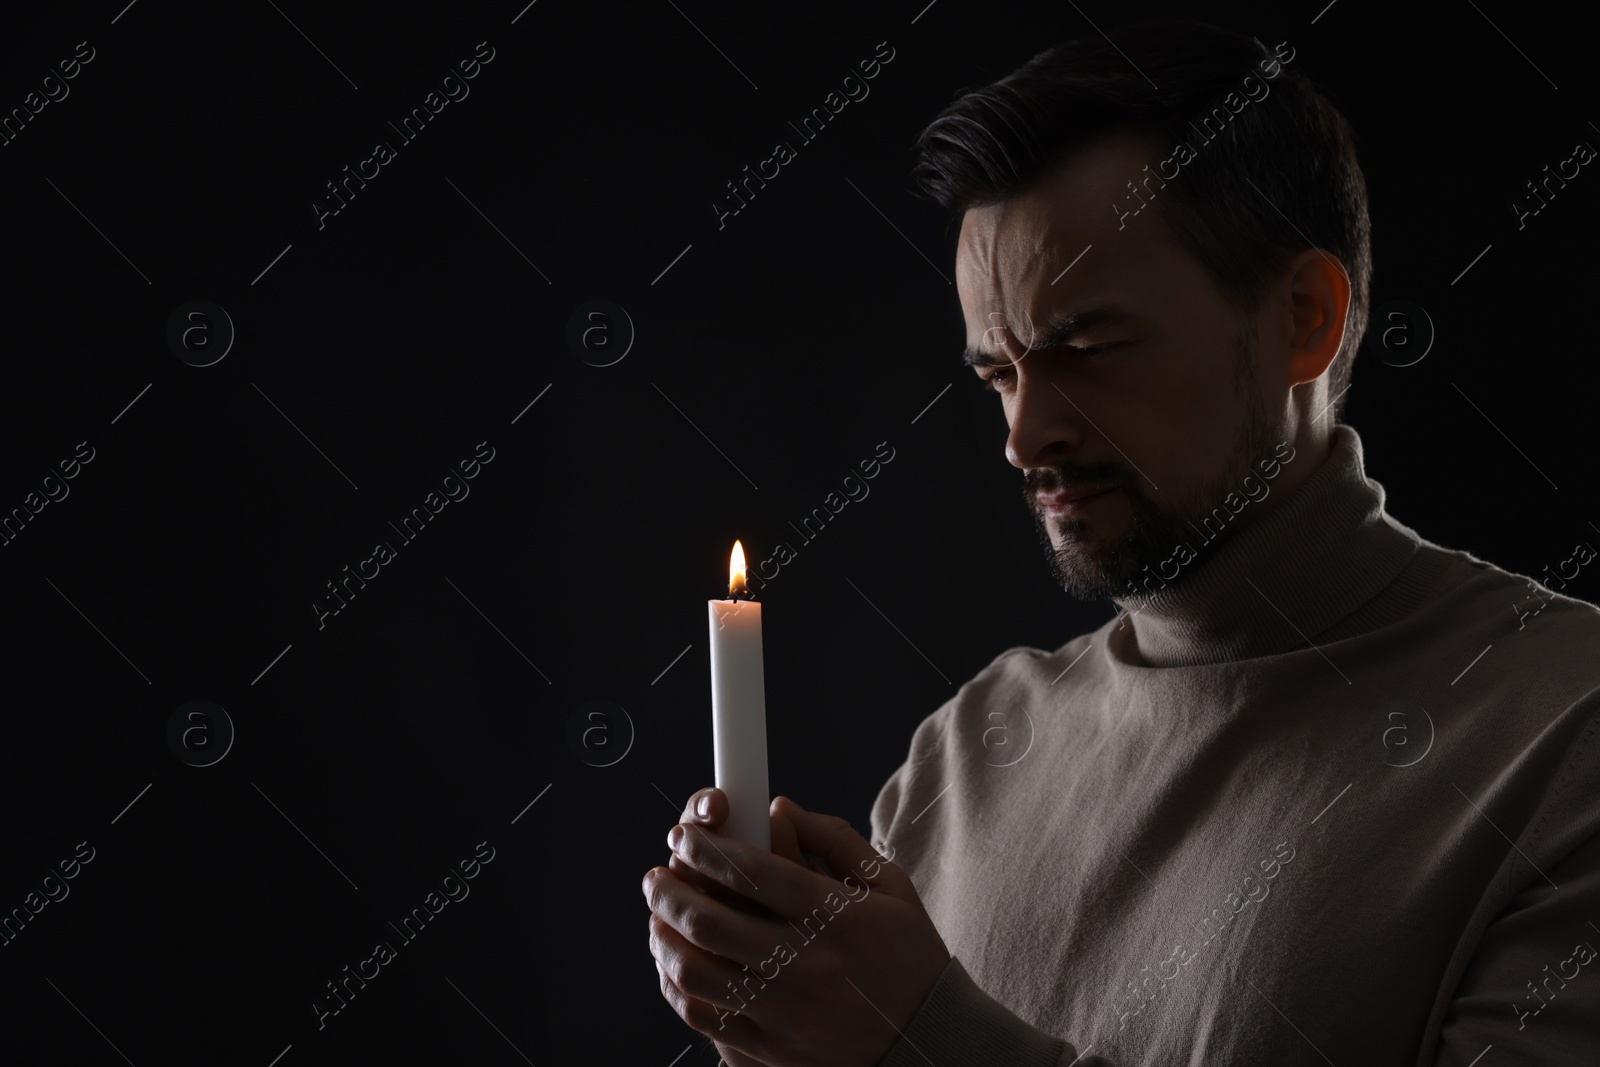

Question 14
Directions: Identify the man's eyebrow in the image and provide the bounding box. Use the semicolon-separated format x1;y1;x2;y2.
960;306;1133;369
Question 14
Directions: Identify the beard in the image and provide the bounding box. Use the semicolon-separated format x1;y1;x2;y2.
1022;327;1284;602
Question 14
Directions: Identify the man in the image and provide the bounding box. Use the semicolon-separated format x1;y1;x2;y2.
643;19;1600;1066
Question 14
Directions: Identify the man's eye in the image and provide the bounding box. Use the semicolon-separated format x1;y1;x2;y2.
981;345;1118;392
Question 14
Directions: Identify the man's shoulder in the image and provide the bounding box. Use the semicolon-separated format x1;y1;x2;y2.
963;633;1105;689
937;644;1045;715
1410;532;1600;659
928;633;1106;729
1404;536;1600;802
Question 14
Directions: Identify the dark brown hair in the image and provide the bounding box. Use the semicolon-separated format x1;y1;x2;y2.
912;19;1371;424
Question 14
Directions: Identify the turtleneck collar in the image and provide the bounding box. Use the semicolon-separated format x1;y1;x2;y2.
1108;423;1421;668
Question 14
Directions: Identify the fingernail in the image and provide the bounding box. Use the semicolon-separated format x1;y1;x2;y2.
667;825;684;851
695;793;711;819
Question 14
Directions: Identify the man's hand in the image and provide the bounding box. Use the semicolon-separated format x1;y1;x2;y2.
655;790;810;1067
644;789;950;1067
666;787;816;906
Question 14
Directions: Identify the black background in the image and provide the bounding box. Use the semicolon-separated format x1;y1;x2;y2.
1;1;1595;1064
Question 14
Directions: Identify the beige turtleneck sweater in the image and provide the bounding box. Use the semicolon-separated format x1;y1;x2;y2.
869;423;1600;1065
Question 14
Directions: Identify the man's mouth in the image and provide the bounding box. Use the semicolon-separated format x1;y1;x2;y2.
1037;485;1118;518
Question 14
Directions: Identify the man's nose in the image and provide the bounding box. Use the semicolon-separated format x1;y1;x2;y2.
1006;368;1086;470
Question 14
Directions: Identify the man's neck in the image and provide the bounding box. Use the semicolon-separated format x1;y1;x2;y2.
1108;423;1419;667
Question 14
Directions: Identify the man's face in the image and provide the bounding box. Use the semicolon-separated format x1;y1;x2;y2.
956;129;1287;602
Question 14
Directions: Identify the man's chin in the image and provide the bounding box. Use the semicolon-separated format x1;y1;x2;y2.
1057;580;1135;602
1045;548;1144;602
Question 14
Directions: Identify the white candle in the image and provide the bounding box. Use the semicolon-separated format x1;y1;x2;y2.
707;539;771;851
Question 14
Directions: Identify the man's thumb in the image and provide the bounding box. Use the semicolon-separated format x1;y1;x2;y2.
769;810;814;870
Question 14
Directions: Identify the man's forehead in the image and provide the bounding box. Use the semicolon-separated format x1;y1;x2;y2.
957;201;1068;282
958;209;1106;347
957;138;1171;348
956;129;1164;288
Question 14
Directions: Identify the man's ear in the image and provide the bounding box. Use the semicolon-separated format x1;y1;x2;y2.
1284;247;1351;388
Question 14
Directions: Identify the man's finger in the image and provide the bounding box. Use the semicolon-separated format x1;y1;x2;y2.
652;947;764;1051
668;811;813;912
669;819;833;918
648;911;749;1015
667;788;728;899
679;786;728;828
667;854;771;915
644;864;775;962
772;796;894;891
769;809;809;868
666;853;721;894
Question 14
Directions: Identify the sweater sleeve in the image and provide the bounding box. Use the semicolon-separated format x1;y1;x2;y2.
1425;709;1600;1065
1426;837;1600;1064
868;648;1115;1067
875;955;1114;1067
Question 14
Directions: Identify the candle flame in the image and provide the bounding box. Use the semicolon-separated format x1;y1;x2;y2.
729;539;748;596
